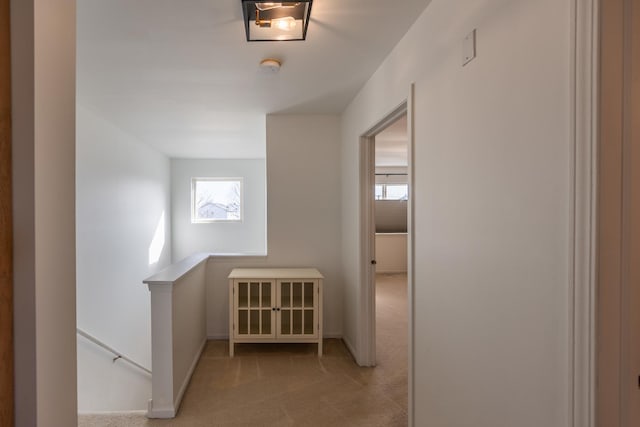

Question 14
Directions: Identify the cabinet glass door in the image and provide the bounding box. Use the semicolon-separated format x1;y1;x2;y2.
278;280;316;337
235;280;274;337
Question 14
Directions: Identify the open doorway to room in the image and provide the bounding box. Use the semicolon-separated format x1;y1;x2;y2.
373;113;409;411
359;98;413;420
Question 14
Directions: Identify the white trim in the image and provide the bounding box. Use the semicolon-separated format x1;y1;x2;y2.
207;334;229;340
359;95;414;424
191;177;244;223
173;338;206;415
322;333;343;339
359;133;376;367
359;100;409;368
570;0;598;426
78;410;148;416
406;84;416;427
144;253;209;285
146;401;175;419
342;335;358;360
147;283;174;419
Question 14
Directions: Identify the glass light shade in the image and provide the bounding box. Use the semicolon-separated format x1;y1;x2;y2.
271;16;296;31
242;0;312;41
255;3;279;11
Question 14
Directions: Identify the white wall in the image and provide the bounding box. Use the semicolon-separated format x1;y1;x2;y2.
171;159;266;261
11;0;77;425
375;201;408;233
171;263;207;403
144;254;208;418
206;115;343;339
375;233;407;273
76;337;150;413
76;105;171;412
341;0;572;425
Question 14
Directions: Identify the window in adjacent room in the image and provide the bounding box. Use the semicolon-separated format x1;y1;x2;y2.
374;183;408;200
191;178;243;222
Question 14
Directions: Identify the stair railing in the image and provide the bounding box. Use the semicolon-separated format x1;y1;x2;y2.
77;328;151;375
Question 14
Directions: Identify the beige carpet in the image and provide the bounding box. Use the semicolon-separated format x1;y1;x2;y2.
79;273;408;427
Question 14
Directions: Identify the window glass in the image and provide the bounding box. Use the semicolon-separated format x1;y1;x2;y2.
375;183;408;200
375;184;384;200
192;178;242;222
386;184;408;200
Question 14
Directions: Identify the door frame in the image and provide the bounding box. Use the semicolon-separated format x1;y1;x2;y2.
0;0;12;424
571;0;598;425
359;86;414;422
597;0;640;424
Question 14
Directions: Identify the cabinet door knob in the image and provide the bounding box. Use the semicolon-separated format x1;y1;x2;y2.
371;260;377;265
272;307;276;311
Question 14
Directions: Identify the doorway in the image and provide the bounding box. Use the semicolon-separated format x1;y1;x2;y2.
373;112;409;414
359;94;414;422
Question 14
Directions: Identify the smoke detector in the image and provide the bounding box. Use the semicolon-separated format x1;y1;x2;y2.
260;58;281;73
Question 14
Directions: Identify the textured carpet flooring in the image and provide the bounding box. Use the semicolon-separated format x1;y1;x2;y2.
79;273;408;427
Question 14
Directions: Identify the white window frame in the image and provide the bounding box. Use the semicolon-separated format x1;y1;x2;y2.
191;177;244;223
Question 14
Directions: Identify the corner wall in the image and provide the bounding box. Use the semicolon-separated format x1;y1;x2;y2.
206;115;343;339
76;105;171;412
341;0;573;425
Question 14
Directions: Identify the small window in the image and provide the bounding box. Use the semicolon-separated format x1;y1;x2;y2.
375;183;408;200
385;184;408;200
191;178;242;223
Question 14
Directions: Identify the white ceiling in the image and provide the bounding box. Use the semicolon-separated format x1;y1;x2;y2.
77;0;431;159
375;114;408;167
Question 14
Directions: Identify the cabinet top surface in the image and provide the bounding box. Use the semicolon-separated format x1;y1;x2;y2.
228;268;323;279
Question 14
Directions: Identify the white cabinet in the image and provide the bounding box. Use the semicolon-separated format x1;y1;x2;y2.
228;268;323;357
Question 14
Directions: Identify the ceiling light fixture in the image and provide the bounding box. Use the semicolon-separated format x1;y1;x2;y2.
260;58;282;73
241;1;312;42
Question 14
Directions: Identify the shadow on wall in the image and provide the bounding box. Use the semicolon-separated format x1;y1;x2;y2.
375;200;407;233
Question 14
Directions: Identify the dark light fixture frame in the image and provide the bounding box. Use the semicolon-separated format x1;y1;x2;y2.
241;1;313;42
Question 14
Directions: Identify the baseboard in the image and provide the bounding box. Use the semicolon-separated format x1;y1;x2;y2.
376;270;408;274
207;334;228;340
147;400;175;419
342;335;357;361
323;333;343;339
208;333;343;340
78;410;147;416
173;337;207;413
